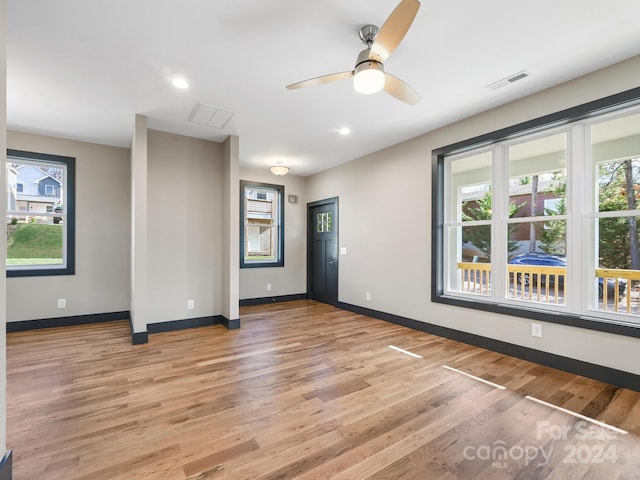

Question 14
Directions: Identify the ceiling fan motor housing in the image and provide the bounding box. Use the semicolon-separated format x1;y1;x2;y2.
354;49;385;76
359;24;379;45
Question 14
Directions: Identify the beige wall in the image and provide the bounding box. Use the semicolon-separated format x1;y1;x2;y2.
130;115;149;333
239;167;307;300
221;136;239;321
1;0;7;454
6;131;131;322
306;55;640;376
146;130;223;323
5;127;229;328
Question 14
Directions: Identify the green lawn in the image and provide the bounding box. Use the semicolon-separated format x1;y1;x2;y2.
6;223;63;263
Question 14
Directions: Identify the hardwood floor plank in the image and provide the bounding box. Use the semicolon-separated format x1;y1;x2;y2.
6;300;640;479
183;439;260;478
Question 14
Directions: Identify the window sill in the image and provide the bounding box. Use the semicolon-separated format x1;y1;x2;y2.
433;293;640;339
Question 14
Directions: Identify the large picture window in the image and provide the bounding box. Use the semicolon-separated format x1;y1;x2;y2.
5;149;75;277
240;180;284;268
433;88;640;336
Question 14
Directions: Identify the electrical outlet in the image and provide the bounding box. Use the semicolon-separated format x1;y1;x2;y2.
366;292;371;301
57;298;66;309
267;283;272;291
531;323;542;338
187;299;195;310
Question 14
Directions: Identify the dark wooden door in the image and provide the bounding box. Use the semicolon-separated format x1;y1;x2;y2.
308;198;338;305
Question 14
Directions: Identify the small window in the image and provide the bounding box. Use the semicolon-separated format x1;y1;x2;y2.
240;180;284;268
6;150;75;277
317;212;332;233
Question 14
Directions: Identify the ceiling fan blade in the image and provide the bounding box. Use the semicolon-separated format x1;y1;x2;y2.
286;71;353;90
369;0;421;63
383;72;420;105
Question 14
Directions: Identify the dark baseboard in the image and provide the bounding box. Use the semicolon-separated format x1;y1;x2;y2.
128;318;148;345
7;311;129;333
222;316;241;330
129;315;230;344
338;302;640;393
0;450;12;480
239;293;307;306
148;316;222;334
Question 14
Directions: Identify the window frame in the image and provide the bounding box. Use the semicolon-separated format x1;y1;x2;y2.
239;180;284;269
6;149;75;277
432;86;640;339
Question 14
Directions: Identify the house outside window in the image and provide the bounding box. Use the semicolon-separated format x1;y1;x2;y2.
240;180;284;268
434;92;640;335
5;149;75;276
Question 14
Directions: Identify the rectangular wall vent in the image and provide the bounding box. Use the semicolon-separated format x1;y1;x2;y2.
188;103;235;129
486;70;529;90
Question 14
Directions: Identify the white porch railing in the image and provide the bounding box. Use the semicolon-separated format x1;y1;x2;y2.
456;262;640;315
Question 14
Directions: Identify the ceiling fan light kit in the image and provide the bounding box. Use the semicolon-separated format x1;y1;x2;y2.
353;60;385;94
286;0;421;105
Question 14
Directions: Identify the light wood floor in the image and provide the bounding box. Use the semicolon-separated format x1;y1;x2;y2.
6;300;640;479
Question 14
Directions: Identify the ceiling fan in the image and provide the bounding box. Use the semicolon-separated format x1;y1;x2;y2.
286;0;421;105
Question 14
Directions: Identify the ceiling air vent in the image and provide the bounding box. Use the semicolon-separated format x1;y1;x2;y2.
188;103;235;129
486;70;529;90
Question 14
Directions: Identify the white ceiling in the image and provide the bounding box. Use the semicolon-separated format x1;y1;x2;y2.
7;0;640;176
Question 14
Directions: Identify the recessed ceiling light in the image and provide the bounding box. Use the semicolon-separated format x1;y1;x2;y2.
339;127;351;136
172;77;189;89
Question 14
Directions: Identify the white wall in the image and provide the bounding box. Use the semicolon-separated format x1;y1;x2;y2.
239;167;307;300
306;55;640;376
146;130;223;323
6;131;131;322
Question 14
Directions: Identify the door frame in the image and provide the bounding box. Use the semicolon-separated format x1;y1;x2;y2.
307;196;339;303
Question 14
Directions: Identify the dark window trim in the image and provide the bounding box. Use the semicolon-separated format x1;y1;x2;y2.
6;149;75;277
432;86;640;339
239;180;284;269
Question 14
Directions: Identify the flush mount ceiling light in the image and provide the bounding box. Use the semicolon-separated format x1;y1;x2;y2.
270;162;289;176
339;127;351;135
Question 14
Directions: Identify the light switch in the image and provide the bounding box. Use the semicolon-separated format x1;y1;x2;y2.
340;247;347;255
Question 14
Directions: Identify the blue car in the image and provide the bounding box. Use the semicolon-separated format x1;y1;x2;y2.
508;253;626;297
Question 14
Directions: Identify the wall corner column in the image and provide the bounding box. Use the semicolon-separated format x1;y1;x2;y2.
0;0;13;476
221;135;240;328
130;114;149;343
